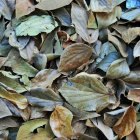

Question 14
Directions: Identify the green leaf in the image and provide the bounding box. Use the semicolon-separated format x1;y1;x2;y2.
106;59;130;79
15;15;58;36
59;72;116;112
17;119;54;140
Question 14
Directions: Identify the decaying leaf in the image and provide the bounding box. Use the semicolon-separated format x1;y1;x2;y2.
16;15;58;36
106;58;130;79
0;0;12;20
90;0;125;12
121;27;140;44
92;117;114;140
96;6;122;28
50;106;73;138
71;3;99;43
58;43;92;72
32;69;61;88
17;119;54;140
113;106;137;139
127;89;140;102
134;40;140;58
0;86;28;109
135;121;140;140
16;0;35;19
36;0;73;10
59;72;116;112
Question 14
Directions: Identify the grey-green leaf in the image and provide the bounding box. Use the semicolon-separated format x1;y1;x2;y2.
15;15;58;36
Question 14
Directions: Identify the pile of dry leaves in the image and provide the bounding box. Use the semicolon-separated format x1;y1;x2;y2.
0;0;140;139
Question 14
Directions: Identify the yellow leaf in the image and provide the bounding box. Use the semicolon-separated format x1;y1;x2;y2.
50;106;73;138
0;86;28;109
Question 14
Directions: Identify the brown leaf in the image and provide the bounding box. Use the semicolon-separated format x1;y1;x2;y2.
113;106;137;139
16;0;35;19
36;0;73;10
58;43;92;72
50;106;73;138
127;89;140;102
135;121;140;140
121;27;140;44
96;6;122;28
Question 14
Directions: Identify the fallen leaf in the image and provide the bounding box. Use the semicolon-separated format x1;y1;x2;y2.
0;71;26;93
92;117;114;140
50;106;73;138
17;119;54;140
90;0;125;12
106;58;130;79
0;0;12;20
96;6;122;28
127;89;140;102
121;27;140;44
4;49;38;77
134;40;140;58
135;121;140;140
16;0;35;19
71;3;99;43
26;96;63;111
0;86;28;109
108;34;128;57
36;0;73;10
126;0;140;8
122;71;140;84
121;8;140;21
0;99;12;118
15;15;58;36
113;106;137;139
32;69;61;88
58;43;92;72
59;72;116;112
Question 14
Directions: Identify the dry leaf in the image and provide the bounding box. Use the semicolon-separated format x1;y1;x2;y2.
16;0;35;19
113;106;137;139
0;86;28;109
127;89;140;102
50;106;73;138
134;40;140;58
58;43;92;72
36;0;73;10
135;121;140;140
